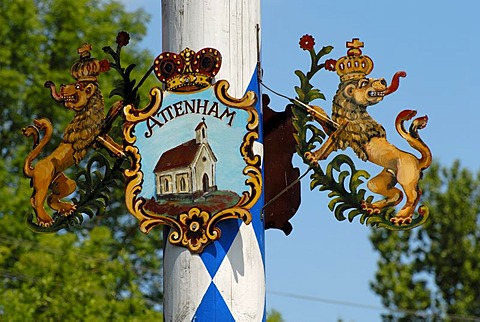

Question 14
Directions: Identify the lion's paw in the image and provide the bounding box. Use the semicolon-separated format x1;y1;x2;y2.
57;203;77;216
304;152;318;165
360;200;381;215
390;216;412;226
37;218;55;228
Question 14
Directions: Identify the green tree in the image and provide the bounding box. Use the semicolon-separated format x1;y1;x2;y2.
370;160;480;321
267;309;285;322
0;223;163;321
0;0;163;319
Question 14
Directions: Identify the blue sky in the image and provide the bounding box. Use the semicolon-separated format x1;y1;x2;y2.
124;1;480;321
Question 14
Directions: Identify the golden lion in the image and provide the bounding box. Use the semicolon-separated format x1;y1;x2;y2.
305;39;432;225
23;44;124;227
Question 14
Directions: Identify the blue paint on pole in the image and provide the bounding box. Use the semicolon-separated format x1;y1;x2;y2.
192;68;265;321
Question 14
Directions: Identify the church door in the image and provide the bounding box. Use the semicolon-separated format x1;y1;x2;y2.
202;173;209;193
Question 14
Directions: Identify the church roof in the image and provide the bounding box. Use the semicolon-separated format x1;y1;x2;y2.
154;139;199;172
195;120;207;130
154;120;217;173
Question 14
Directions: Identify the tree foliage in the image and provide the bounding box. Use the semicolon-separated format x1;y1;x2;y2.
0;221;163;321
266;309;285;322
0;0;163;319
370;160;480;321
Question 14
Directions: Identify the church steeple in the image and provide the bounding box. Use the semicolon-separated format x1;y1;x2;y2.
195;118;208;144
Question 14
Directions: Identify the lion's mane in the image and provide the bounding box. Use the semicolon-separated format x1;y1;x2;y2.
331;80;386;161
63;83;105;164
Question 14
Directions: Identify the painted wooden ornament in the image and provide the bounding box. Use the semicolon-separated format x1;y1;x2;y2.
22;33;264;253
22;44;124;230
22;31;430;242
123;47;261;253
290;36;432;229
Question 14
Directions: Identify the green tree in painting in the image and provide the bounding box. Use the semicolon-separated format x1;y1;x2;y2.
0;0;163;319
370;161;480;320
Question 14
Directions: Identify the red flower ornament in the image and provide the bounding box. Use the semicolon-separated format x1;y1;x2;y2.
325;59;337;71
299;34;315;51
116;31;130;48
99;59;111;73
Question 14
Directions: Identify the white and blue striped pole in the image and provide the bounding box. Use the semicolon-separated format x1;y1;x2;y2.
161;1;265;321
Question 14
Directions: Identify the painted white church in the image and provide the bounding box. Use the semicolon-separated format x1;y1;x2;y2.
154;120;218;201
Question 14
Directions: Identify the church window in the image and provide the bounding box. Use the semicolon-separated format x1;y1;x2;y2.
180;177;186;192
164;178;170;192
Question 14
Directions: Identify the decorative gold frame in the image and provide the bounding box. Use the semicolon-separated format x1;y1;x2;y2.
123;80;261;253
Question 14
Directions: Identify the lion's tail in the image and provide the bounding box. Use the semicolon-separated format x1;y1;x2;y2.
395;110;432;170
22;118;53;178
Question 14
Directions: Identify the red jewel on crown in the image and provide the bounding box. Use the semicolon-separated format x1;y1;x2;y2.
70;43;110;82
325;38;375;82
154;47;222;92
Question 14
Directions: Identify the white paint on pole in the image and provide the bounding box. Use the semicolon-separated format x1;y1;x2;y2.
213;223;266;321
163;243;213;321
162;0;265;321
163;223;265;321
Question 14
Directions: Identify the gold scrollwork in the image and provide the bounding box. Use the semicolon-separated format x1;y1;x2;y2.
123;82;261;253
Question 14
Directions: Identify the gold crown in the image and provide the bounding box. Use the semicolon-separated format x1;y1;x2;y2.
70;43;110;82
154;47;222;92
330;38;374;82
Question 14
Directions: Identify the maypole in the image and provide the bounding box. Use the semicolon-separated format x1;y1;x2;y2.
161;1;265;321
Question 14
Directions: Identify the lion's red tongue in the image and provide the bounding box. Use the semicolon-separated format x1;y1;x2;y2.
384;71;406;95
44;81;65;103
